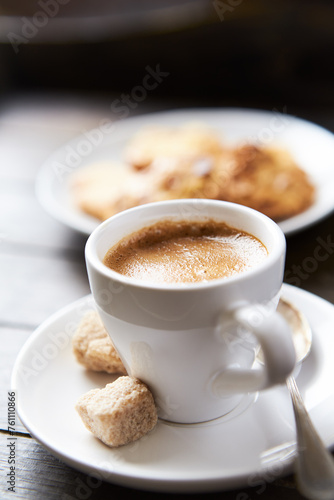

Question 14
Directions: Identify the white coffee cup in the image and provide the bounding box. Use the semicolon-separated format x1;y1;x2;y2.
85;199;295;424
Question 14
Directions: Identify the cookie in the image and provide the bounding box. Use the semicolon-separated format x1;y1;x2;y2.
219;145;315;221
124;122;223;170
69;124;315;223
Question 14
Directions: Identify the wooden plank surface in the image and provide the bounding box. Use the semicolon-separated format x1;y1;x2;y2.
0;252;89;327
0;433;307;500
0;180;87;251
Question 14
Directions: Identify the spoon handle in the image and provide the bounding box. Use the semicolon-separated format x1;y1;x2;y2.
286;376;334;500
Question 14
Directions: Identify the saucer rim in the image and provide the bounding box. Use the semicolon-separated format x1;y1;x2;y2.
11;284;334;493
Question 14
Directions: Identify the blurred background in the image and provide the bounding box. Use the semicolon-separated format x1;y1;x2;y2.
0;0;333;115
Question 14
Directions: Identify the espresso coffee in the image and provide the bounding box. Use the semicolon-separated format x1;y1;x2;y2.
103;219;268;284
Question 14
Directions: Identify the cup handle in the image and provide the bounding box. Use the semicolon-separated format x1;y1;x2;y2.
211;304;296;397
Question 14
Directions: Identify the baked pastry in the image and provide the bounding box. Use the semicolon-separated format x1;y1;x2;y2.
124;122;223;170
219;145;315;221
69;124;315;223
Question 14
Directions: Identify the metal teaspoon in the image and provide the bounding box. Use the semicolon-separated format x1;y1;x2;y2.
258;298;334;500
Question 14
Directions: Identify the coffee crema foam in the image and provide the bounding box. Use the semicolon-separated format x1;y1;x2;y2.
103;219;268;284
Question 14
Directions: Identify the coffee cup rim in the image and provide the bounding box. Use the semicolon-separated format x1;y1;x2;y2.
85;199;286;291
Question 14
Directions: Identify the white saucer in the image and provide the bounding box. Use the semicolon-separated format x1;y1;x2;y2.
35;108;334;237
12;284;334;493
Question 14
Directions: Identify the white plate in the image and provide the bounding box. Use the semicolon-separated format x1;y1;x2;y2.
36;108;334;237
11;284;334;493
36;108;334;236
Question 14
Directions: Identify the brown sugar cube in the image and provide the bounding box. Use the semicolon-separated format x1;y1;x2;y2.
75;377;158;447
72;310;126;374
